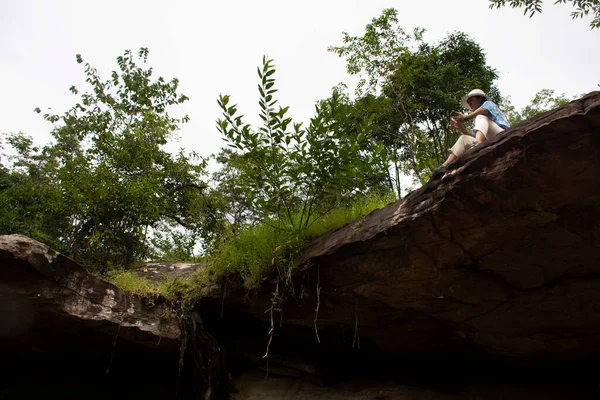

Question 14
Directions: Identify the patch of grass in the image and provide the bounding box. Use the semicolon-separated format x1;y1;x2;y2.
207;224;304;289
157;275;202;317
304;191;396;238
107;271;160;297
206;191;396;289
107;268;208;316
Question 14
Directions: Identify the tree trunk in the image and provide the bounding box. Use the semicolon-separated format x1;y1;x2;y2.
394;157;402;199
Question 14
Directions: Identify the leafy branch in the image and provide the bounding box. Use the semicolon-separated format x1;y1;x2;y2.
217;57;383;235
489;0;600;29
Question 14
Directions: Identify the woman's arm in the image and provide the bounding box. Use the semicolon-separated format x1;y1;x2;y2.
457;106;490;123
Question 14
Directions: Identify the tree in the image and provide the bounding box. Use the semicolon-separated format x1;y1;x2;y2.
0;133;65;248
489;0;600;29
385;32;499;177
2;49;210;270
216;57;388;235
329;9;500;182
328;8;425;96
207;148;263;241
506;89;572;124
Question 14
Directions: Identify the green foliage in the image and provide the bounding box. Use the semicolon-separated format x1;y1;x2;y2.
0;132;65;249
213;57;390;289
489;0;600;29
2;49;211;271
206;191;394;289
216;56;388;235
304;190;396;237
155;275;209;318
150;228;202;261
328;8;425;96
208;223;303;289
210;148;260;233
107;271;159;297
507;89;572;124
107;269;208;315
386;32;498;178
329;9;499;183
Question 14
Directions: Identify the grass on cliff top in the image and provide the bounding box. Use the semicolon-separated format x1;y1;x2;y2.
106;269;211;313
108;191;396;302
206;191;396;288
107;271;160;297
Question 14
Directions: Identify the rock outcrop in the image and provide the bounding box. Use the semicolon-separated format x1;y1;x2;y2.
2;92;600;398
0;234;179;351
134;261;205;284
0;235;192;398
294;90;600;359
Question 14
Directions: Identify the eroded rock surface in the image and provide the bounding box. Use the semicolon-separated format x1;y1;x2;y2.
135;261;205;284
0;234;179;350
292;91;600;359
2;92;600;398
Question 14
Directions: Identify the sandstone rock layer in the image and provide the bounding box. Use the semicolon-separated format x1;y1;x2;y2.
2;93;600;399
0;234;179;350
297;91;600;358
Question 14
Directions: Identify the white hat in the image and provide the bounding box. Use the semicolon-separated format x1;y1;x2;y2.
461;89;489;110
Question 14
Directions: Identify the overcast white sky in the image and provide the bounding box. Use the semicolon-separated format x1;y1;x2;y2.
1;0;599;174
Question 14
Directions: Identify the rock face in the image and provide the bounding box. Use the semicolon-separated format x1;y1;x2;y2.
2;92;600;398
295;91;600;359
0;234;179;350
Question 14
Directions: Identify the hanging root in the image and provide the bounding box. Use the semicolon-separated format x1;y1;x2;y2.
191;310;223;400
263;279;281;378
352;298;360;350
263;304;275;377
176;320;188;399
221;284;226;320
105;324;120;374
178;310;227;400
280;307;283;328
263;304;275;360
313;265;321;344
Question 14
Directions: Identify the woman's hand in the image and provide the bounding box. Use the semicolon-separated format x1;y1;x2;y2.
450;118;462;130
455;113;467;123
450;118;471;136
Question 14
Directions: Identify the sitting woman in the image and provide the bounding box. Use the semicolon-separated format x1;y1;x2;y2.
440;89;511;169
